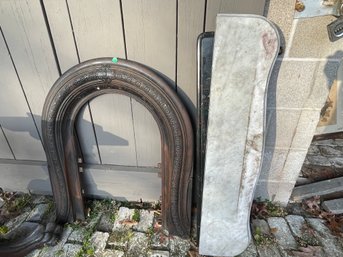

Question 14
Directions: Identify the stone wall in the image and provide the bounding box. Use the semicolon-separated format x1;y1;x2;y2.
255;0;342;204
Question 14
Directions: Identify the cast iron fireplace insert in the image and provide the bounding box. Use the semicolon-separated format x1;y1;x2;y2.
0;58;194;256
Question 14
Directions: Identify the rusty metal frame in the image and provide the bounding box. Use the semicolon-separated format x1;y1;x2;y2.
41;58;193;237
0;222;61;257
0;58;193;256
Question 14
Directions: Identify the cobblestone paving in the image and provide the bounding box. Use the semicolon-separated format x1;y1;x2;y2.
1;194;343;256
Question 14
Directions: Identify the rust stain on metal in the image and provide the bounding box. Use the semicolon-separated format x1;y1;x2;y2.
295;1;305;12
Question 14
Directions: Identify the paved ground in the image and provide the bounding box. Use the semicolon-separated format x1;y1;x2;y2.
1;193;343;257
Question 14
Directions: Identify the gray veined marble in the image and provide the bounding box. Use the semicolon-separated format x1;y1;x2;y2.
199;14;280;256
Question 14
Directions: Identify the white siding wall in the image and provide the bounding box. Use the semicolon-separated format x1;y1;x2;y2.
0;0;265;201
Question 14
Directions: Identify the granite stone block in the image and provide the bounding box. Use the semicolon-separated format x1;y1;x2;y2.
306;155;331;167
259;148;288;181
257;244;282;257
101;250;125;257
252;219;271;235
265;0;296;52
306;218;343;257
127;232;149;257
90;231;109;253
289;16;343;59
322;198;343;214
265;109;301;149
26;204;50;222
279;150;308;182
285;215;306;238
112;207;135;231
150;231;169;250
169;236;190;257
329;157;343;168
267;60;318;109
148;250;170;257
290;110;324;150
319;146;342;156
267;217;297;249
255;181;296;203
133;210;154;233
238;242;258;257
61;244;82;257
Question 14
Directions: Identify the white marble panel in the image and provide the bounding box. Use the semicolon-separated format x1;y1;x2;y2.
199;14;279;256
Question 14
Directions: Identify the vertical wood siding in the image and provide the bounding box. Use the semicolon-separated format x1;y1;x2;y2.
91;94;137;166
0;126;14;159
43;0;79;73
177;0;206;119
0;0;60;135
132;99;161;167
0;31;45;160
206;0;266;30
121;0;177;167
0;0;265;199
122;0;177;80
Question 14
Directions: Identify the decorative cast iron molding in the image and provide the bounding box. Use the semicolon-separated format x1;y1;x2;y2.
41;58;194;237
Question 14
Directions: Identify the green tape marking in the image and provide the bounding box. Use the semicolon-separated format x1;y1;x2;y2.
112;57;118;63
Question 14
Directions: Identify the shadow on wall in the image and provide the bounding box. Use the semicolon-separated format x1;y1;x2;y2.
80;169;132;201
0;113;129;146
316;52;342;133
324;51;343;88
258;47;341;201
26;166;52;195
257;54;282;201
26;163;122;201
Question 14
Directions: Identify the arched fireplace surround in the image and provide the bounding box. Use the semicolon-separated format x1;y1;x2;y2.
41;58;194;237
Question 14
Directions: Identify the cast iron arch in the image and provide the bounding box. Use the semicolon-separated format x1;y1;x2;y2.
41;58;194;237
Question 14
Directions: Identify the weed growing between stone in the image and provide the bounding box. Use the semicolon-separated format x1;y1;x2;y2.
0;193;190;256
132;209;140;223
0;190;33;222
0;189;35;241
6;194;32;213
252;226;275;246
86;198;118;220
0;226;8;235
77;235;95;257
251;198;287;219
294;234;321;248
68;198;163;256
108;229;133;251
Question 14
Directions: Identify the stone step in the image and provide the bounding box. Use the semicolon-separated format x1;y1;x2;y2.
322;198;343;214
291;177;343;201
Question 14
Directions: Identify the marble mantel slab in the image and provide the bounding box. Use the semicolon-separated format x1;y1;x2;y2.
199;14;280;256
